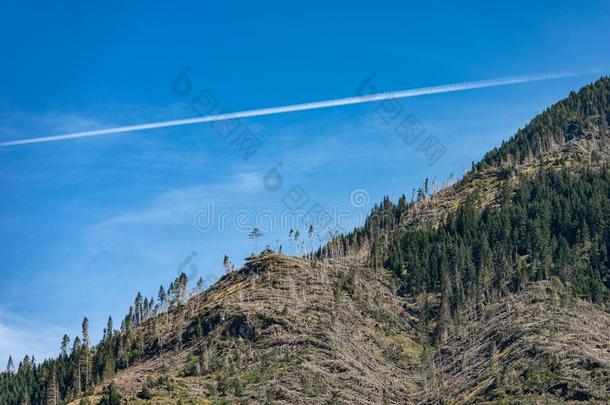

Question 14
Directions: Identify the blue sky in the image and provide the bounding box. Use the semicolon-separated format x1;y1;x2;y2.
1;1;609;365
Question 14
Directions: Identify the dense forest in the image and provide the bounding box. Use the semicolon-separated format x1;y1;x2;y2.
324;77;610;317
325;163;610;315
1;77;609;404
386;165;610;315
0;273;198;405
478;76;610;169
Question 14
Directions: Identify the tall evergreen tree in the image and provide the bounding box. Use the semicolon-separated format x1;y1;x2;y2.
158;285;167;311
134;292;143;324
249;227;263;253
308;224;314;259
6;355;15;374
61;335;70;357
81;317;91;391
104;316;113;340
81;317;90;349
223;255;233;273
45;367;59;405
195;277;205;294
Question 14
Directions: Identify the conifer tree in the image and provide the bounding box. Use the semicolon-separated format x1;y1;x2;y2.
71;336;82;395
6;355;15;374
134;292;143;324
72;336;81;353
158;285;167;311
143;297;149;319
223;255;233;273
99;383;121;405
127;306;135;326
45;367;59;405
61;335;70;357
308;225;314;259
195;277;205;294
82;317;91;391
249;227;263;253
104;316;113;340
178;273;188;301
289;229;294;253
20;355;31;374
82;317;90;349
294;230;300;255
148;297;155;317
167;282;175;307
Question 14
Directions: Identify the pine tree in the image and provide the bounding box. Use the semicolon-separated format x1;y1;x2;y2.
179;273;189;301
81;317;91;391
72;336;82;395
20;355;31;374
195;277;205;294
249;227;263;253
6;355;15;374
288;229;294;253
171;273;188;303
143;297;149;319
294;230;301;255
82;317;90;348
127;306;135;326
158;285;167;311
72;336;82;353
104;316;113;340
308;225;314;259
148;297;155;317
45;367;59;405
134;292;143;324
99;383;121;405
223;255;233;273
167;282;175;307
61;335;70;357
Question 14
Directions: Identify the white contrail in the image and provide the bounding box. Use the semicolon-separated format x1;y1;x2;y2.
0;71;583;147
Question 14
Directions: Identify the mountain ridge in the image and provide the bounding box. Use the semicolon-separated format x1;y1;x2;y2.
2;77;610;405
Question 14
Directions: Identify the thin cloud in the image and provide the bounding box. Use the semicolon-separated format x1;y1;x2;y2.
90;174;264;229
0;309;67;364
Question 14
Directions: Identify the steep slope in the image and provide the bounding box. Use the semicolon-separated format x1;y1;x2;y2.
403;75;610;230
87;254;425;404
79;256;610;404
427;280;610;403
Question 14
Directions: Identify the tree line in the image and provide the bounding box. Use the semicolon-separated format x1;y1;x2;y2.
0;269;208;405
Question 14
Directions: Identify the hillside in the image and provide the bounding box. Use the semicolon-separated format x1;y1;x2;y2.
77;256;610;404
2;77;610;404
85;254;423;404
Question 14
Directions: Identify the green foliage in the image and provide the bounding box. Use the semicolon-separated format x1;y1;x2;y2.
478;76;610;169
137;385;153;400
182;354;201;377
384;166;610;313
99;383;121;405
332;269;356;301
